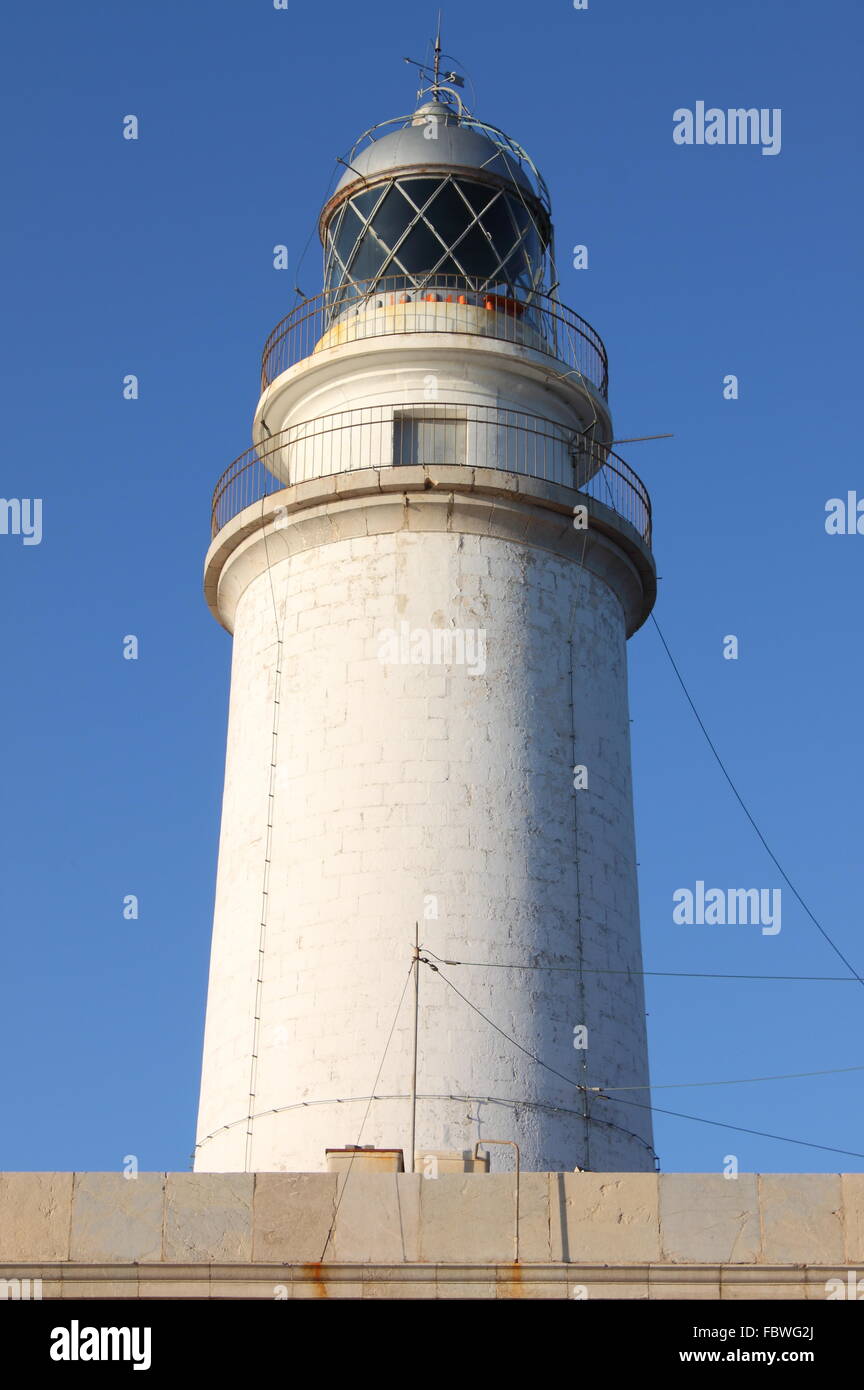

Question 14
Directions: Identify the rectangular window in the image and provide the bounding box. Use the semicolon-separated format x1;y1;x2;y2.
393;409;467;467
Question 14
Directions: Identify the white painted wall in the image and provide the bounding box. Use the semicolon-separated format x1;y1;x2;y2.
195;484;654;1173
256;331;611;488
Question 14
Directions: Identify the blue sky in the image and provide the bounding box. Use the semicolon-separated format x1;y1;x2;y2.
1;0;861;1174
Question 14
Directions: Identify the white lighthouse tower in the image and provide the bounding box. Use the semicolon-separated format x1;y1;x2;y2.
195;57;657;1176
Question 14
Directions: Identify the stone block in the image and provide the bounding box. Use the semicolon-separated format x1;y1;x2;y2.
327;1173;419;1263
289;1265;363;1299
576;1265;649;1299
419;1174;517;1263
581;1280;648;1300
496;1265;568;1299
59;1264;141;1298
138;1279;210;1299
70;1174;164;1264
553;1173;660;1264
842;1174;864;1263
211;1279;281;1299
362;1276;438;1299
35;1280;65;1301
292;476;337;509
649;1266;721;1299
660;1174;761;1264
164;1173;253;1262
759;1174;844;1264
517;1173;553;1262
437;1275;497;1299
0;1173;73;1262
252;1173;336;1263
722;1267;809;1300
395;1174;421;1263
60;1278;140;1299
377;466;426;495
333;469;381;499
404;498;459;533
423;466;477;492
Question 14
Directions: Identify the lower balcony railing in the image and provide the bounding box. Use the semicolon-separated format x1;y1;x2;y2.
210;403;651;546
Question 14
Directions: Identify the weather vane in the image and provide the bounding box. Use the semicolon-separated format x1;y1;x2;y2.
403;13;465;103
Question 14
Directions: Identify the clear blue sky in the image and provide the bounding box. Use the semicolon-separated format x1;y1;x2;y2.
1;0;861;1175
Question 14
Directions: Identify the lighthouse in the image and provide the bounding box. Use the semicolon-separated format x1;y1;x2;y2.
194;55;657;1176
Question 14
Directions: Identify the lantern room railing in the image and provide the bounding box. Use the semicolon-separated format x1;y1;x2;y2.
260;275;609;399
210;402;651;546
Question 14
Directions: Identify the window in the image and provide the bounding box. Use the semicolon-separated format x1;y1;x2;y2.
393;409;468;467
325;175;545;300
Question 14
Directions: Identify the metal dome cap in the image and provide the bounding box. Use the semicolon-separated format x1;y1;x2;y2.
330;100;545;203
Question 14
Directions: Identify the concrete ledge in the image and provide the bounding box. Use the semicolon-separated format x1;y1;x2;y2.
0;1174;860;1299
204;469;656;636
0;1261;858;1301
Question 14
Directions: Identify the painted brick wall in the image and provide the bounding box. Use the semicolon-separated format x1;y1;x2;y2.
196;502;653;1172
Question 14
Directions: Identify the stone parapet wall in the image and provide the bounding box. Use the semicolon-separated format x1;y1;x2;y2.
0;1173;861;1299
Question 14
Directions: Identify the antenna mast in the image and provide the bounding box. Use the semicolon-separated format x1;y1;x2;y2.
432;11;442;96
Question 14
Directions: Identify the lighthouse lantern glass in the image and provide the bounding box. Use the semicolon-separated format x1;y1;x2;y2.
323;173;546;304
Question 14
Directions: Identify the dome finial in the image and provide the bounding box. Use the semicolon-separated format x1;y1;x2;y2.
403;12;465;108
432;9;443;97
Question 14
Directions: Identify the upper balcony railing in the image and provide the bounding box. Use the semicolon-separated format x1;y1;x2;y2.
260;275;609;399
209;402;650;546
